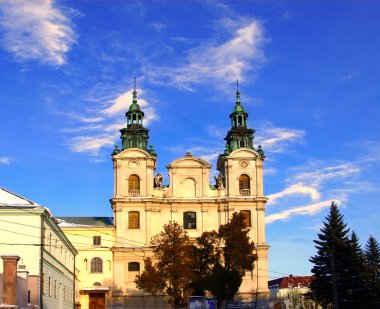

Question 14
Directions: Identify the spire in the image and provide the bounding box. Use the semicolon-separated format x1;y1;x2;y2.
133;76;137;103
117;78;150;152
236;79;240;105
223;83;255;152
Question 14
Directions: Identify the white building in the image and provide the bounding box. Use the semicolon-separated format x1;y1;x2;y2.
0;188;78;309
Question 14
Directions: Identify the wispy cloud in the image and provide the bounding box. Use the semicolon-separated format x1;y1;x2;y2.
267;200;339;224
0;0;76;66
268;183;320;205
255;122;305;153
292;162;361;186
0;157;11;165
65;88;157;157
144;19;266;90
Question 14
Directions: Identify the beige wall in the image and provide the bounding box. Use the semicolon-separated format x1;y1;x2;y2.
61;226;114;309
110;148;270;304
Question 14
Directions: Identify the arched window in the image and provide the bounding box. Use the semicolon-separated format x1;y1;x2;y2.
128;174;140;195
128;262;140;272
128;211;140;229
239;140;245;148
240;210;252;227
183;211;197;229
90;257;103;273
239;174;250;195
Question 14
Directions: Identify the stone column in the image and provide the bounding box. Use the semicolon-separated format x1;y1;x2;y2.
1;254;20;309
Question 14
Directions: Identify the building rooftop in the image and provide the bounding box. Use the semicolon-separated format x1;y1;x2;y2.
57;217;114;227
268;275;314;290
0;187;39;207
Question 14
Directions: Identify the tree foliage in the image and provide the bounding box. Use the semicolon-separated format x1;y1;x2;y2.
135;221;194;309
135;214;257;309
364;235;380;307
192;212;257;309
309;202;380;309
309;202;352;308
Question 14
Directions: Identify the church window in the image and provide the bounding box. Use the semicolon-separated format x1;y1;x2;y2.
128;174;140;195
128;262;140;271
239;174;250;195
183;211;197;229
239;140;245;148
93;236;101;246
90;257;103;273
128;211;140;229
240;210;252;227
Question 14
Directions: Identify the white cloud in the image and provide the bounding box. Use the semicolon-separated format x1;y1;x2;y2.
144;19;266;90
266;200;339;224
0;157;11;165
68;135;116;154
292;163;361;186
0;0;76;65
255;124;305;153
65;87;157;158
268;183;320;205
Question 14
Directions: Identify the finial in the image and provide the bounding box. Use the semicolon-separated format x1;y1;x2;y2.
236;79;240;105
133;77;137;102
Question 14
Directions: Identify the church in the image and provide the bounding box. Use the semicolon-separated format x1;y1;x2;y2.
59;85;270;309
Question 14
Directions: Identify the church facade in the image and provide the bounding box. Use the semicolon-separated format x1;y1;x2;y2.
109;87;270;308
59;86;270;309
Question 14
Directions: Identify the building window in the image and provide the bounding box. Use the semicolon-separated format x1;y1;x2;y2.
128;262;140;272
128;211;140;229
183;211;197;229
128;174;140;195
239;174;250;195
48;277;52;297
93;236;101;246
90;257;103;273
240;210;252;227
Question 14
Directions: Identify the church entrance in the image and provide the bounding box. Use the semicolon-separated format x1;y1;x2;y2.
89;293;105;309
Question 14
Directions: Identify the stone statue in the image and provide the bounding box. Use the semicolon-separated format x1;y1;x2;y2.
214;173;224;189
154;173;163;189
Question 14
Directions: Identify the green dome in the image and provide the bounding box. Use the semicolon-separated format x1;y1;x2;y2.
128;102;141;112
233;103;245;113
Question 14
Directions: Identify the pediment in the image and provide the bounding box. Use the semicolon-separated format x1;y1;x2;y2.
168;154;212;169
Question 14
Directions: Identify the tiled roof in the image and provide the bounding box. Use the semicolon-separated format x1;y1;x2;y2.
268;275;314;290
0;188;39;207
57;217;114;227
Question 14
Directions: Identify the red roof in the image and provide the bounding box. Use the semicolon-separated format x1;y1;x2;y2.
268;275;314;290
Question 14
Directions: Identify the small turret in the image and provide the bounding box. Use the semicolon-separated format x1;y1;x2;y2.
224;80;255;152
119;78;150;151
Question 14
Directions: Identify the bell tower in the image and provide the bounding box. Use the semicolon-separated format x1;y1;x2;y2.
224;80;255;152
119;79;150;151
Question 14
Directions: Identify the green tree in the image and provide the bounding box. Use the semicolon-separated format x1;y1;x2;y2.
192;212;257;309
135;221;194;309
364;235;380;307
309;201;351;308
343;232;368;308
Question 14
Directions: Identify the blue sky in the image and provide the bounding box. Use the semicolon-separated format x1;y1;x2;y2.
1;0;379;277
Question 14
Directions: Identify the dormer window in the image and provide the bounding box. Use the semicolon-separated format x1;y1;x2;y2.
239;174;250;195
128;174;140;195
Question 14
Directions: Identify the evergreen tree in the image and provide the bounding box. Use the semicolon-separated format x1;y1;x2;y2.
364;235;380;307
309;201;351;308
343;232;367;308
